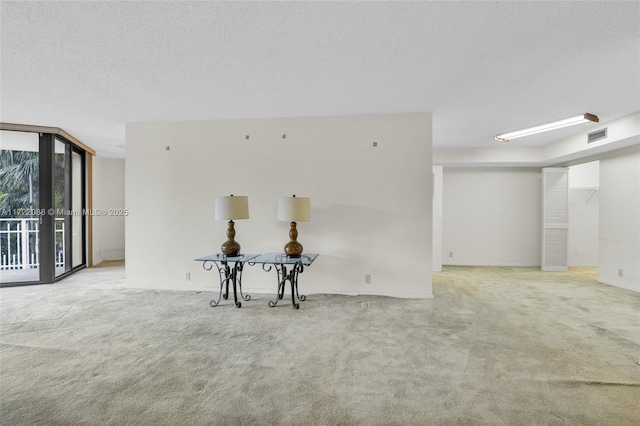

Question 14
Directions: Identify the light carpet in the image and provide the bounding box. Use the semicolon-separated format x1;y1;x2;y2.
1;266;639;425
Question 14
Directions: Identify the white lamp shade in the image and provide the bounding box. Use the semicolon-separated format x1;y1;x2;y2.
214;195;249;220
277;196;310;222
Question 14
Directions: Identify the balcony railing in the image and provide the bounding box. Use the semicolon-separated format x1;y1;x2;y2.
0;218;65;270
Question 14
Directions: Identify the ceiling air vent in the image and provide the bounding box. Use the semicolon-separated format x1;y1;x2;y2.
588;128;607;143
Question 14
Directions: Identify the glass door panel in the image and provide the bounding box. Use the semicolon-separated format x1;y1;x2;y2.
1;129;87;286
71;150;84;268
0;131;41;283
54;139;69;277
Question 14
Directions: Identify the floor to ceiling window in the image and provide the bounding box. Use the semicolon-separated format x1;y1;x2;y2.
71;149;84;269
0;131;40;283
53;137;86;278
54;138;67;277
0;127;91;286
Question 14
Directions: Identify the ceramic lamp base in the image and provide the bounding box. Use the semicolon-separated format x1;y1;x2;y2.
221;220;240;256
221;241;240;257
284;222;303;257
284;241;303;258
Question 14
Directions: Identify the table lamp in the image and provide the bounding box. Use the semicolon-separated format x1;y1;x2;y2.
277;195;310;258
214;195;249;256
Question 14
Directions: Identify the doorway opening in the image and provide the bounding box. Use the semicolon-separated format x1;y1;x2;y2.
567;161;599;274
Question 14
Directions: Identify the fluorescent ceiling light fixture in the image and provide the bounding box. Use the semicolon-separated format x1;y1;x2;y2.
495;113;599;143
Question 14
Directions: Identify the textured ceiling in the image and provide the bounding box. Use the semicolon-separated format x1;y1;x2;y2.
1;1;639;158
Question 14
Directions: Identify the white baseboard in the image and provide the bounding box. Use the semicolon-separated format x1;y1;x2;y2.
242;287;433;299
442;262;541;267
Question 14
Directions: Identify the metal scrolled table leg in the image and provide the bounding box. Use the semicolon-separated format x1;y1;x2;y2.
236;262;251;302
293;263;307;302
269;264;290;307
231;264;241;308
277;265;287;300
222;262;230;300
290;273;299;309
203;260;226;307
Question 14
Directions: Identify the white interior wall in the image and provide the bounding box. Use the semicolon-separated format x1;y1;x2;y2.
442;168;542;266
598;147;640;292
125;114;433;298
92;156;125;264
432;166;443;272
567;161;599;267
568;188;599;267
568;161;599;188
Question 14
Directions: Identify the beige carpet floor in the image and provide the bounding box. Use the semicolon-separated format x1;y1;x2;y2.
1;265;639;425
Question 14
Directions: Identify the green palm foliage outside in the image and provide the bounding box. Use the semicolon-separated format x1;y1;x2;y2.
0;149;66;218
0;150;39;217
1;149;67;267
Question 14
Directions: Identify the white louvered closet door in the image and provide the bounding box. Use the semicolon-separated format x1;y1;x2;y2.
542;168;569;271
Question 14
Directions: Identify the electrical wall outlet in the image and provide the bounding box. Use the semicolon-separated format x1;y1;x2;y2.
449;251;453;258
365;274;372;284
186;272;191;281
618;269;624;278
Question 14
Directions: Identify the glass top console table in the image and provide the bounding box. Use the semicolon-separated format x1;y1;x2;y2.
194;254;259;308
250;253;319;309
